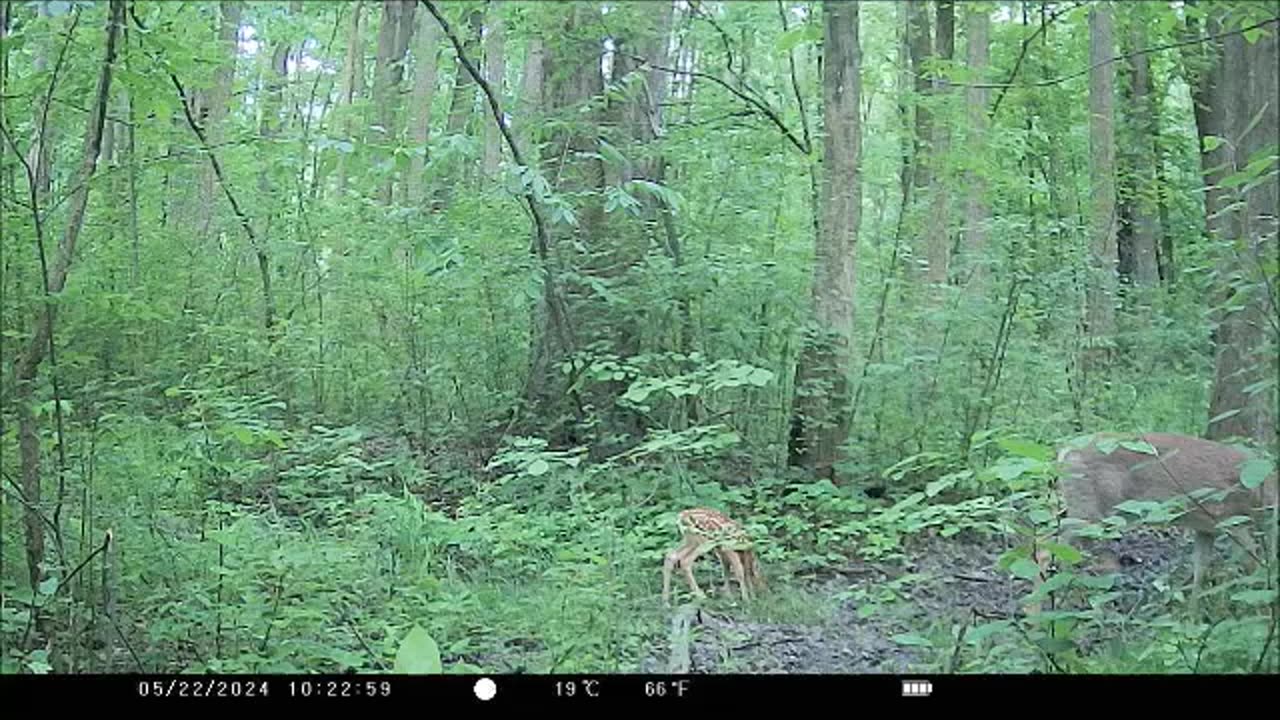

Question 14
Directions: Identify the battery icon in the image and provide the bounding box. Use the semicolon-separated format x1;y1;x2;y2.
902;680;933;697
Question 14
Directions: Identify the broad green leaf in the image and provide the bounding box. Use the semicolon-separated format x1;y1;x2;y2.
393;625;442;674
1231;589;1277;606
1043;542;1083;565
1240;458;1274;489
527;459;550;476
1010;558;1041;580
38;577;59;596
997;437;1052;461
890;633;931;647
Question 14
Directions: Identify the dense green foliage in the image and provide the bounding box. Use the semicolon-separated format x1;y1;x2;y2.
1;0;1275;676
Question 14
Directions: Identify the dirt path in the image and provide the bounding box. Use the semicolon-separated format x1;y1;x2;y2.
647;529;1200;673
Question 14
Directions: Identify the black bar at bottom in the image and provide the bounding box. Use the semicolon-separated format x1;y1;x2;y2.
2;673;1275;707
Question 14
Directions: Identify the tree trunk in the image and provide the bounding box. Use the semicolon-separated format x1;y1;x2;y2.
15;0;122;592
336;2;365;197
962;5;990;288
789;1;861;482
372;0;415;204
445;7;483;139
482;1;506;177
406;6;441;203
907;0;932;192
1084;3;1117;371
923;0;954;286
1122;19;1160;288
517;36;545;160
26;2;54;200
433;6;483;208
198;1;240;238
1206;15;1277;444
524;5;607;444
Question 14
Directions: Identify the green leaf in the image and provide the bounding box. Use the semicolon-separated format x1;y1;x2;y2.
1010;558;1041;580
393;625;442;674
1240;458;1274;490
890;633;932;647
997;437;1052;461
622;384;653;403
747;368;774;386
1230;589;1277;606
527;459;550;476
776;27;809;54
38;577;59;596
775;23;821;54
1088;591;1122;607
1043;542;1083;565
1119;440;1156;455
967;621;1011;644
1078;573;1116;590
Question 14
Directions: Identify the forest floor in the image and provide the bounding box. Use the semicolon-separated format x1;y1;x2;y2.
641;529;1197;673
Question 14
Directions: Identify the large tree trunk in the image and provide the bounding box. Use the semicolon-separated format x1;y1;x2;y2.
336;2;365;197
907;0;932;192
1084;3;1117;372
198;1;240;238
1120;18;1160;289
254;19;291;340
789;1;861;482
1206;14;1277;444
523;5;605;443
517;36;545;160
15;0;122;592
406;6;441;203
482;1;505;177
372;0;416;204
962;5;990;288
445;7;483;139
433;6;482;208
923;0;954;286
26;2;54;201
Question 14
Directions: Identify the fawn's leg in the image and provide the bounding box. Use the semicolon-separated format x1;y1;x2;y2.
663;539;696;607
718;549;735;595
716;548;750;602
1191;530;1215;614
680;542;713;599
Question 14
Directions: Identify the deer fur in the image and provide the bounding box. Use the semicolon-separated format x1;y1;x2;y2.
662;508;766;607
1034;432;1277;612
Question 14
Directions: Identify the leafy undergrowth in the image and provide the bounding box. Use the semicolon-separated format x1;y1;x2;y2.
2;421;1275;675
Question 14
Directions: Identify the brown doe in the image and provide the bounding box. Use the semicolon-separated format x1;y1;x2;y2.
662;508;766;607
1036;432;1277;611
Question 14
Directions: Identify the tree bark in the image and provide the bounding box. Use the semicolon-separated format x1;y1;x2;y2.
482;0;505;177
372;0;416;204
406;5;440;203
962;5;990;288
198;1;240;238
1206;13;1278;444
1084;3;1117;371
924;0;954;286
907;0;932;193
336;1;365;197
14;0;122;592
789;1;861;482
1121;19;1160;288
